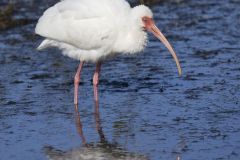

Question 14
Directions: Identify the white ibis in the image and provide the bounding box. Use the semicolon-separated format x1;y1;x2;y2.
35;0;182;105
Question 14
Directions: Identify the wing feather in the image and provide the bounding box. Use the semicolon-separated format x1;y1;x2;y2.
35;0;121;50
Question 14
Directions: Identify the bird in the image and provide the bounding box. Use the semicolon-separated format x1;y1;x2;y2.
35;0;182;105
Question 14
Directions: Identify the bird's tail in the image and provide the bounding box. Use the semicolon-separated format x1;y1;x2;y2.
37;39;51;50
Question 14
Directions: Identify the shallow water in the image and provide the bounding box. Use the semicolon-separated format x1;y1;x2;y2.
0;0;240;160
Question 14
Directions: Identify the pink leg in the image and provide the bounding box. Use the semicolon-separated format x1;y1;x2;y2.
93;62;101;102
74;61;84;105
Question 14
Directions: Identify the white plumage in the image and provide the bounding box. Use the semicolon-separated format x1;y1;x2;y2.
35;0;182;105
36;0;153;62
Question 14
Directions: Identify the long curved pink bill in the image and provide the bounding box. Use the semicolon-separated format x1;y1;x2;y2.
150;24;182;76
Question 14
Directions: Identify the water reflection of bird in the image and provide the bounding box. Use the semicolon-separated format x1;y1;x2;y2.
35;0;182;105
44;102;149;160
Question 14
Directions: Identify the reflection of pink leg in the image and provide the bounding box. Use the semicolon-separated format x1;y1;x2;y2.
74;105;87;146
74;61;84;105
93;62;101;102
94;100;105;142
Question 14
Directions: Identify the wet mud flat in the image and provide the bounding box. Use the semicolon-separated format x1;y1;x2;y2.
0;0;240;160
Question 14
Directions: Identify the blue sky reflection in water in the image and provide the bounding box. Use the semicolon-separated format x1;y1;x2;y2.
0;0;240;160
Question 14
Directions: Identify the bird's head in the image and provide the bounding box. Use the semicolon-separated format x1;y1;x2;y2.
132;5;182;76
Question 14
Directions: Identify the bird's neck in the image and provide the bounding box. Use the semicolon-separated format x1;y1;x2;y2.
112;24;148;54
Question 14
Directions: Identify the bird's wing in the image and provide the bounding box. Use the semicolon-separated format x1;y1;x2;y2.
35;0;124;50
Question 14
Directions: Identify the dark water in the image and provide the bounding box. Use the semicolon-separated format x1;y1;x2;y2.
1;0;240;159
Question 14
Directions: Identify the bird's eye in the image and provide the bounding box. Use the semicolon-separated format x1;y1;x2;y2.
142;18;148;22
